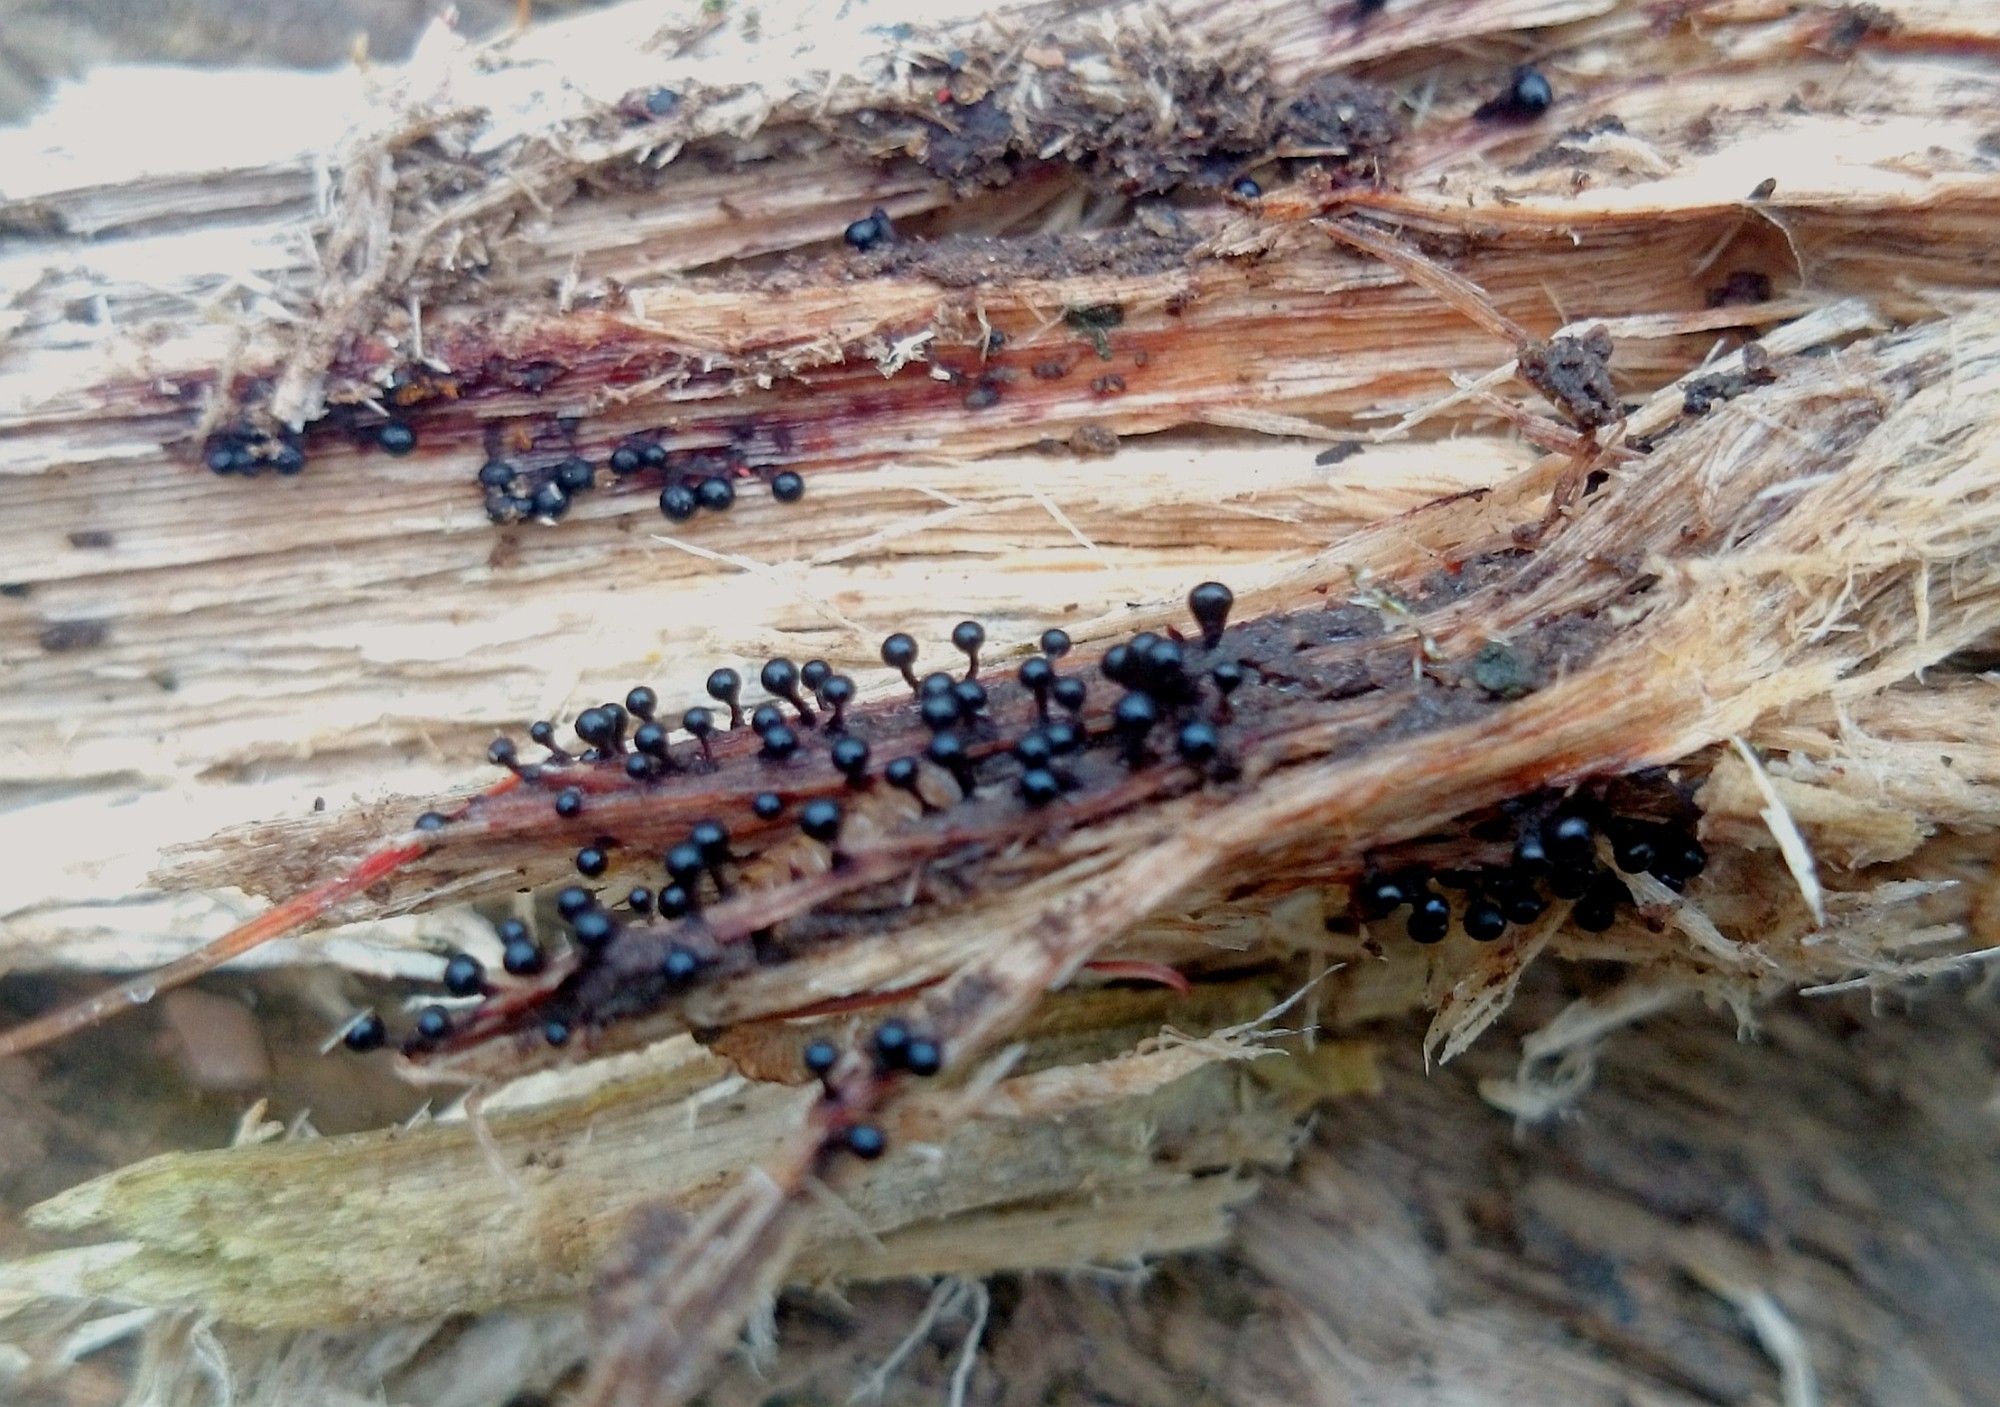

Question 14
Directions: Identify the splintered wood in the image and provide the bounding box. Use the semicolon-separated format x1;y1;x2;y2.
3;0;1999;1404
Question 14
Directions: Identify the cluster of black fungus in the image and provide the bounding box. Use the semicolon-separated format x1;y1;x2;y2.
477;437;807;527
480;453;596;524
203;424;306;477
1354;803;1706;945
1475;65;1554;123
353;582;1258;1057
799;1017;947;1163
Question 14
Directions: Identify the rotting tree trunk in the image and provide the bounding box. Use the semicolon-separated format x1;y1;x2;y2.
3;1;2000;1404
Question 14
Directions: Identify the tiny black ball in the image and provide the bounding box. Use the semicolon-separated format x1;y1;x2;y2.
925;731;969;775
1356;874;1408;920
696;476;735;511
377;423;417;456
1611;827;1657;874
799;797;843;844
544;1019;572;1047
1547;865;1594;901
751;702;786;736
803;1038;839;1077
760;723;800;760
872;1018;912;1066
1176;720;1220;765
920;693;961;732
903;1037;943;1077
771;470;806;503
1547;812;1595;862
844;207;892;251
1020;768;1062;807
556;885;594;920
761;658;800;698
1040;628;1072;659
1232;175;1262;199
1651;835;1707;882
951;678;987;718
1052;676;1088;713
1188;582;1234;648
342;1013;387;1052
415;811;448;832
845;1123;888;1159
1572;894;1618;932
1113;691;1160;736
1407;893;1451;943
572;908;618;949
575;845;609;878
503;936;545;975
609;445;643;475
661;944;701;984
831;735;871;784
665;841;705;888
443;952;485;997
1513;830;1551;873
1014;731;1054;766
706;668;742;705
691;820;730;862
881;632;919;670
951;620;986;657
683;706;716;738
753;791;785;820
555;787;584;818
657;884;692;918
1507;65;1553;116
526;479;569;521
415;1004;451;1041
574;707;613;749
479;459;516;488
919;671;955;699
1501;888;1546;925
660;483;698;521
885;756;921;793
625;686;658;720
1462;899;1508;942
1142;639;1188;690
800;659;832;693
556;457;595;493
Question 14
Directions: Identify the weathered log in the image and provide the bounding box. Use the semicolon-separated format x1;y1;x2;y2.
3;0;1999;1404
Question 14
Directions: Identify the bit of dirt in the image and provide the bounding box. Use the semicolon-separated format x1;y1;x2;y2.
1517;326;1621;430
1278;76;1401;162
1681;342;1778;417
835;59;1394;196
768;227;1202;291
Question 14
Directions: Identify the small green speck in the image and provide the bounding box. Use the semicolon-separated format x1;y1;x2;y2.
1064;302;1125;359
1471;641;1538;699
